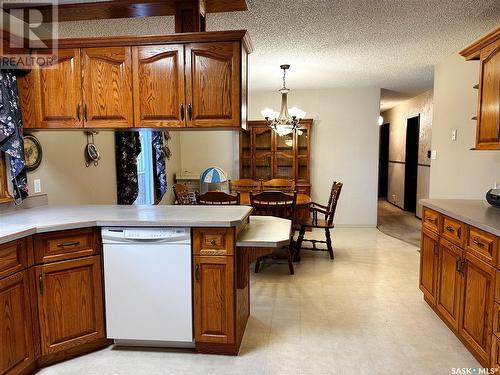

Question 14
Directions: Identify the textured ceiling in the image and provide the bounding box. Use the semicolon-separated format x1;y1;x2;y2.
206;0;500;109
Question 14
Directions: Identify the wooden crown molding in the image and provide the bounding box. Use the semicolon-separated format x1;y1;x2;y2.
459;25;500;60
3;0;248;23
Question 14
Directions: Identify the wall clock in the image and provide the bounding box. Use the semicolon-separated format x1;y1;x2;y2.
23;134;42;171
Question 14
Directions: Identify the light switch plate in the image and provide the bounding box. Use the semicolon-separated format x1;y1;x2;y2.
33;179;41;193
431;150;437;160
452;129;457;141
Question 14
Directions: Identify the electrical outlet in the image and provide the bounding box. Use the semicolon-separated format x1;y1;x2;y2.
430;150;437;160
452;129;457;141
33;179;41;194
495;182;500;189
392;194;397;204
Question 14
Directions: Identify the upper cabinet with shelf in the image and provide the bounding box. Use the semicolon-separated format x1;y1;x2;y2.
460;26;500;150
18;31;252;130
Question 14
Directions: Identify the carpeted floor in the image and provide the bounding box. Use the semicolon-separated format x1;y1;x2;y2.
377;200;421;247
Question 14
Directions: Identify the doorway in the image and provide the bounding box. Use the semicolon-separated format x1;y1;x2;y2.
378;123;390;198
404;115;420;213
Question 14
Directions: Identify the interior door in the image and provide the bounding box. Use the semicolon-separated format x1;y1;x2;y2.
33;48;83;128
36;256;105;355
435;239;462;330
0;270;35;375
253;127;273;180
133;45;186;128
185;42;240;127
477;39;500;148
273;132;294;179
459;252;494;363
82;47;133;128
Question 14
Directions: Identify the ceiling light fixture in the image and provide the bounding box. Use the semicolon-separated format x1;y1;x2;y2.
261;64;306;136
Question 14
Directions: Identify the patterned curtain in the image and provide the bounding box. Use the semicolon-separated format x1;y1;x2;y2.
0;70;28;203
152;131;169;204
115;132;141;205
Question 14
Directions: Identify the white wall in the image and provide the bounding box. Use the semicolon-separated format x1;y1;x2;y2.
250;88;381;227
429;53;500;198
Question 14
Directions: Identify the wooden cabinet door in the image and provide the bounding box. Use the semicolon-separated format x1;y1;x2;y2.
476;39;500;149
273;132;295;179
436;239;462;330
185;42;240;127
82;47;133;128
460;252;494;363
0;270;35;375
419;228;439;305
33;48;83;128
133;45;186;128
36;256;105;355
193;256;234;344
252;127;273;180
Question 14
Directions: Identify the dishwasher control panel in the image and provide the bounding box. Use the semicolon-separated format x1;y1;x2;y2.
102;227;190;243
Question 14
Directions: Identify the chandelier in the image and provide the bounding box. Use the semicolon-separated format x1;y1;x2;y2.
261;64;306;136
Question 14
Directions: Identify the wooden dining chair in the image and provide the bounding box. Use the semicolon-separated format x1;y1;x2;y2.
196;191;240;205
250;191;297;274
262;178;295;192
173;183;197;205
295;182;343;260
229;179;262;193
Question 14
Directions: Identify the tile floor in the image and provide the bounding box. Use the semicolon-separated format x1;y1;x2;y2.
39;228;479;375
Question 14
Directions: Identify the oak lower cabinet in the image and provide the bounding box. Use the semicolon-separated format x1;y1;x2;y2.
459;252;494;364
193;255;234;344
436;239;463;330
35;255;105;356
419;228;439;304
0;270;35;375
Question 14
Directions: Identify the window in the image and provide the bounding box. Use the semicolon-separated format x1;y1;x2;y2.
134;131;155;205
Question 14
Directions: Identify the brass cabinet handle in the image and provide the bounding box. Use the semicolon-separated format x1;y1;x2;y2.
426;217;435;223
39;272;44;294
180;104;185;121
456;258;461;272
57;241;81;248
84;104;88;122
473;239;484;247
195;264;200;282
445;226;455;232
210;239;216;246
187;104;192;120
77;104;81;121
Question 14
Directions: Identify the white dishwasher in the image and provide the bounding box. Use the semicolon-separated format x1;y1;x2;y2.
102;227;193;348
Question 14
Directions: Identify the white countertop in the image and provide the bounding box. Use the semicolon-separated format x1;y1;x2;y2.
0;205;253;245
420;199;500;236
236;216;291;248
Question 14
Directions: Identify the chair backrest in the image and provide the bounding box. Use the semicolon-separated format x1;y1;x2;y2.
197;191;240;205
326;182;343;225
229;179;262;193
249;191;297;221
261;179;295;192
173;183;196;205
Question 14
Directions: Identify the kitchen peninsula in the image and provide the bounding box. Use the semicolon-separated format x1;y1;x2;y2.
0;204;291;374
419;199;500;369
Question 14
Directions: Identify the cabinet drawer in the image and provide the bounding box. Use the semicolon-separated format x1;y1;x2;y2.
193;228;235;256
422;208;441;233
34;228;100;264
0;237;32;280
441;216;465;247
467;226;498;264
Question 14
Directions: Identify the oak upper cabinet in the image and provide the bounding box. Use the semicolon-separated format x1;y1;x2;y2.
36;255;105;355
459;252;494;363
132;45;186;128
476;39;500;149
82;47;133;128
460;26;500;150
419;228;439;305
436;239;462;330
0;270;35;375
31;48;83;128
193;255;234;344
185;42;241;127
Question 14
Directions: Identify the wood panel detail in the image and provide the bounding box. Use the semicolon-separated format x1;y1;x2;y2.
0;270;35;375
419;227;439;305
36;255;105;356
0;238;31;280
193;228;234;256
133;44;186;128
441;215;465;247
82;47;133;128
34;228;100;264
